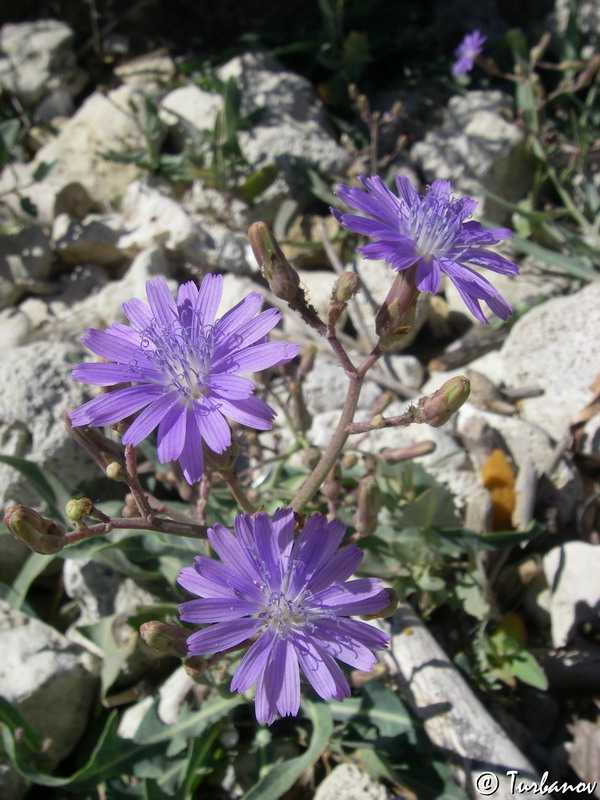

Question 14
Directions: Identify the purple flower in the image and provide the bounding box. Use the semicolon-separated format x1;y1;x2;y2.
69;276;298;484
178;510;390;725
332;175;519;323
452;30;486;77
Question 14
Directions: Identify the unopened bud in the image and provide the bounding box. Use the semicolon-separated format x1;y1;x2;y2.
351;661;389;688
4;505;66;555
353;475;381;537
360;588;399;620
331;271;361;304
106;462;127;482
341;452;358;470
323;461;342;505
380;440;436;463
203;438;239;473
140;621;190;658
65;497;93;523
248;222;302;302
301;447;321;470
375;270;419;349
418;376;470;427
183;656;210;678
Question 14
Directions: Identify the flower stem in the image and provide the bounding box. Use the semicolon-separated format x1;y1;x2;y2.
290;350;380;513
220;471;258;514
62;515;208;546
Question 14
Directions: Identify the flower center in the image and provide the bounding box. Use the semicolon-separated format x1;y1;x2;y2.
137;307;215;400
266;590;310;631
407;195;463;260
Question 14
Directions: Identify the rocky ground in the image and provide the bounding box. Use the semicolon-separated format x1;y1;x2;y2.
0;3;599;799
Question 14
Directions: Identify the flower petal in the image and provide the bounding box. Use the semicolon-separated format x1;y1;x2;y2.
157;402;187;462
186;617;265;655
231;626;276;692
303;542;362;595
122;391;181;446
194;403;231;453
146;277;178;327
291;631;350;701
69;384;163;428
179;597;261;623
178;410;204;483
215;396;276;430
208;523;263;583
122;297;153;330
196;273;223;328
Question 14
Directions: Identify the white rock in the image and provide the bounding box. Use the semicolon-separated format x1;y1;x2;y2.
35;87;74;121
314;763;390;800
0;341;97;511
53;212;125;266
0;600;98;768
76;247;173;328
0;19;86;106
114;51;176;93
0;224;53;309
412;90;532;223
217;52;348;173
63;558;161;626
32;85;165;203
118;180;201;254
302;353;381;415
159;84;222;148
157;666;195;725
499;281;600;440
542;542;600;647
0;307;31;348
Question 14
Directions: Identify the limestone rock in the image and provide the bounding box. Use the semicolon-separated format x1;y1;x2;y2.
53;212;125;266
412;90;533;223
542;542;600;647
32;85;166;203
499;281;600;441
0;19;86;106
0;600;98;768
0;224;53;309
314;763;390;800
0;341;97;512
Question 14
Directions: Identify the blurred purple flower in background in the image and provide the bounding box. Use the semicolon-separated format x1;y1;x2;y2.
178;510;390;725
452;30;487;76
69;276;298;483
332;175;519;322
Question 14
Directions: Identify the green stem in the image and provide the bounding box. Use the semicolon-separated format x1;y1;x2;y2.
221;471;258;514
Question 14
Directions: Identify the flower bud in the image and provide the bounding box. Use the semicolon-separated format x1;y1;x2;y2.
360;588;399;620
331;271;361;304
418;376;470;428
65;497;93;523
380;440;436;463
139;621;190;658
4;505;66;555
106;462;127;482
353;475;381;537
203;438;239;473
248;222;302;302
375;270;419;349
341;452;358;470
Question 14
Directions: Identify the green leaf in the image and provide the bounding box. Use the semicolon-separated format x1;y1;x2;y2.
7;551;58;609
0;454;67;522
242;699;333;800
77;615;138;698
2;709;162;790
134;692;243;749
143;778;176;800
510;650;548;691
329;682;414;740
510;235;597;280
237;164;278;204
